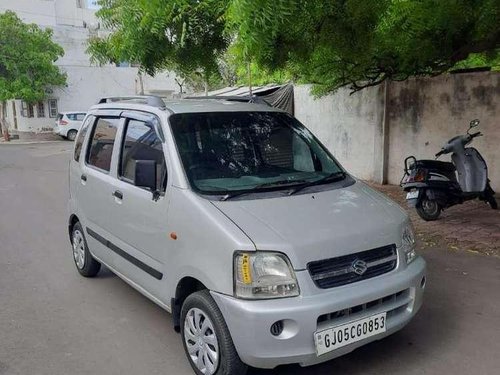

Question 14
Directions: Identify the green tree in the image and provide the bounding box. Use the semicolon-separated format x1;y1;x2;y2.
89;1;499;96
88;0;230;95
0;11;66;140
228;0;500;95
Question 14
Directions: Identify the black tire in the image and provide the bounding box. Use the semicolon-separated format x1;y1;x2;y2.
71;222;101;277
180;290;247;375
485;184;498;210
486;195;498;210
67;130;78;141
416;198;442;221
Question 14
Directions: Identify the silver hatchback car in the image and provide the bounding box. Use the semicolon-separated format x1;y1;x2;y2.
68;95;426;375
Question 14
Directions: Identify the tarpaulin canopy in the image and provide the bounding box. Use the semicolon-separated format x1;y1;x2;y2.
198;84;294;114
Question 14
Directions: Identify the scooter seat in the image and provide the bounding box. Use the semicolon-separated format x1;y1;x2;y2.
416;159;456;172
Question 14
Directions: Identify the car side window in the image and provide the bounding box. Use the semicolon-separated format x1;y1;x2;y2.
67;114;76;121
74;115;94;162
76;113;86;121
86;117;120;172
120;119;167;191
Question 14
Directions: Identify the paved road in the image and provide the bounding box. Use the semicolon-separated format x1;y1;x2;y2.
1;143;499;375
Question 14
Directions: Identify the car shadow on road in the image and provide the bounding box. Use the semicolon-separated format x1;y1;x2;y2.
95;265;117;279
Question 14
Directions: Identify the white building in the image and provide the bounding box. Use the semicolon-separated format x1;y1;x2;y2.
0;0;180;132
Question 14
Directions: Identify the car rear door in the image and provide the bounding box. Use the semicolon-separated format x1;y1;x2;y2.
77;113;123;267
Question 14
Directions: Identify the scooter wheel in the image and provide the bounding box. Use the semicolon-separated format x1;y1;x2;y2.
416;198;442;221
485;184;498;210
487;196;498;210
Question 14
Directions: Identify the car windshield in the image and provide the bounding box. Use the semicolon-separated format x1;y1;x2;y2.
169;111;344;195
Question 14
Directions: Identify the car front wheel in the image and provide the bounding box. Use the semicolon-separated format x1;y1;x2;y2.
181;290;247;375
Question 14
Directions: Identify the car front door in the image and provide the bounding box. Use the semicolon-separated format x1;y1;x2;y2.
104;112;170;301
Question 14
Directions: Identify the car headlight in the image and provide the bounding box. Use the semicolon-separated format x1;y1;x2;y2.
402;222;417;264
234;252;300;299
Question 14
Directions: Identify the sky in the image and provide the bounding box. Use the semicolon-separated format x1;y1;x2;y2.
85;0;100;10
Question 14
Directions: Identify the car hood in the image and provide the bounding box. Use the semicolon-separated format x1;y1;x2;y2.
211;181;408;270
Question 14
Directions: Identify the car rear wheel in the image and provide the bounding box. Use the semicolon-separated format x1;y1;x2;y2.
416;198;442;221
181;290;247;375
71;222;101;277
67;129;78;141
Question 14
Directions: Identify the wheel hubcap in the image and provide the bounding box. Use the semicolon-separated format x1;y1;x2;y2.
72;230;85;269
183;308;219;375
422;199;438;215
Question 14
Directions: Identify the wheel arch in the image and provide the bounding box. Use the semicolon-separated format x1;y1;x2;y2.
172;276;208;332
68;214;80;241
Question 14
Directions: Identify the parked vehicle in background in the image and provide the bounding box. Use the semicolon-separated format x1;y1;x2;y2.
68;95;426;375
54;112;86;141
401;119;497;221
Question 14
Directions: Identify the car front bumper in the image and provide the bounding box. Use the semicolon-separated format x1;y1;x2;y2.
211;256;426;369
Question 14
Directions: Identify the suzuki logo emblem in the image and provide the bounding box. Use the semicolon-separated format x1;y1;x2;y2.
352;259;368;275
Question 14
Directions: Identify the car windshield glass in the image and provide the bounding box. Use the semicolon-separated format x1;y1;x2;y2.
169;111;343;195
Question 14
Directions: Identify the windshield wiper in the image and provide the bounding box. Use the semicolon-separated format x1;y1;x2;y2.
219;179;308;201
287;171;346;196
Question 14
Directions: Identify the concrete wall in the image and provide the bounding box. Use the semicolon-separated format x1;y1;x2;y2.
294;84;385;181
294;72;500;190
386;72;500;190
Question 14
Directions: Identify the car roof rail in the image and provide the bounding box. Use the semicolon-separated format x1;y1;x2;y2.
97;95;166;109
184;95;271;106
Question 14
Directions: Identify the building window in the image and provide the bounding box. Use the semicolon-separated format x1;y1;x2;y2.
20;101;34;118
28;103;34;118
21;101;28;117
37;102;45;117
48;99;58;118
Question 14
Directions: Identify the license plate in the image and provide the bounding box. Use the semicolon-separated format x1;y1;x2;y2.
314;312;387;356
406;190;419;199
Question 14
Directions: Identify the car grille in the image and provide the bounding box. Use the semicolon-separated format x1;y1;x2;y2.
308;244;397;289
317;289;410;327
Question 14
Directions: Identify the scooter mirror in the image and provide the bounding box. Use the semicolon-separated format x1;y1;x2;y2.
469;119;480;128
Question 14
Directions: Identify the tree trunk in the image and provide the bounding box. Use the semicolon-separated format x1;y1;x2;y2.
247;61;253;96
137;72;145;95
0;101;10;142
175;78;184;94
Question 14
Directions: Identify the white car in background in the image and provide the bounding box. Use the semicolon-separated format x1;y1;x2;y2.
54;112;87;141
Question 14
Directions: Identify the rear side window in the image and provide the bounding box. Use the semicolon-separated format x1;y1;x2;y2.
67;114;76;120
120;119;166;190
86;117;120;172
74;115;94;162
76;113;86;121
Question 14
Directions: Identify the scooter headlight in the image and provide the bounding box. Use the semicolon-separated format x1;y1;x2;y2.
402;222;417;264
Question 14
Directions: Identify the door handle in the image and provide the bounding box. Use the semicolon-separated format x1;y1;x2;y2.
81;174;87;182
112;190;123;200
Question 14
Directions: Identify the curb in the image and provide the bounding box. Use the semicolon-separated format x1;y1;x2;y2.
0;140;68;146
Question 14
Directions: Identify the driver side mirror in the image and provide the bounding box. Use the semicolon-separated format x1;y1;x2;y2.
135;160;157;192
469;119;480;128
